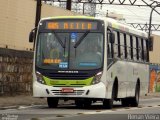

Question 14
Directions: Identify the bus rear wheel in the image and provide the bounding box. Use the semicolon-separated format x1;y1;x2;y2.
47;97;59;108
121;98;129;107
130;83;140;107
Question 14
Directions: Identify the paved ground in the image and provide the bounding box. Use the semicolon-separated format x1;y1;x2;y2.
0;95;47;107
0;92;159;108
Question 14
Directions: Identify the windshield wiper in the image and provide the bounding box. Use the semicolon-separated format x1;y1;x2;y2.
53;31;65;48
74;30;90;48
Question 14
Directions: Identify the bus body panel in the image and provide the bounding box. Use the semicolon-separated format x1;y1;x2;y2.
106;60;149;99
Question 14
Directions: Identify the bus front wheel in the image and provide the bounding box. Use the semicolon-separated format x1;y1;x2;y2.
103;99;113;109
47;97;59;108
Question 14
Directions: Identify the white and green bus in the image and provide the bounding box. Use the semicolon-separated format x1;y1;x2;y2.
29;16;152;109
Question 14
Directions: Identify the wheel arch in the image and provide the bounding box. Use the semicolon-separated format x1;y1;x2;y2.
112;77;118;100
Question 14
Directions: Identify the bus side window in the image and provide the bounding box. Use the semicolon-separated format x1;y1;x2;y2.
107;30;113;65
136;37;139;60
141;38;144;61
126;34;131;60
143;39;147;62
120;33;125;59
132;36;137;60
117;32;121;58
138;38;142;61
124;34;127;59
113;31;118;58
146;39;149;62
130;35;133;60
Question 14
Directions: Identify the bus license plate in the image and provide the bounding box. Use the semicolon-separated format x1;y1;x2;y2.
61;88;74;93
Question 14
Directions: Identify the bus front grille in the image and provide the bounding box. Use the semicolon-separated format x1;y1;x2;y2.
51;90;85;95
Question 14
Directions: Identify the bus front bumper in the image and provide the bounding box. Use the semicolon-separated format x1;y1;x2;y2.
33;81;106;99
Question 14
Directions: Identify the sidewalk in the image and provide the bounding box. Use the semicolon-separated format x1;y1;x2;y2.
141;92;160;99
0;95;47;108
0;92;159;108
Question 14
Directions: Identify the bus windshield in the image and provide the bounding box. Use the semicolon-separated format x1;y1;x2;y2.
36;32;104;70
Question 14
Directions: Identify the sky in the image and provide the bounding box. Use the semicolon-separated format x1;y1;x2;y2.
45;0;160;35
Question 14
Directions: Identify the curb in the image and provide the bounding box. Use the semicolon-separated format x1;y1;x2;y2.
0;106;19;110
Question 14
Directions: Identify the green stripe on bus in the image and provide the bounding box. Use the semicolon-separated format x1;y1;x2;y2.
48;16;95;19
43;76;93;86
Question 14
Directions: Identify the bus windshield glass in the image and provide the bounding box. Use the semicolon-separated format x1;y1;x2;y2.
36;19;104;70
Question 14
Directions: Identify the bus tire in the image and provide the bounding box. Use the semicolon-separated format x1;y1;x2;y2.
130;83;140;107
103;99;113;109
103;82;116;109
47;97;59;108
83;99;92;108
121;98;129;107
75;100;83;108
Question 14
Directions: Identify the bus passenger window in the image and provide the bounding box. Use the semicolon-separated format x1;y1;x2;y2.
141;38;144;61
136;37;139;60
130;36;133;60
126;34;131;60
124;34;127;59
120;33;125;59
107;29;114;65
143;39;147;61
117;32;121;58
132;36;137;60
113;31;118;58
138;38;142;61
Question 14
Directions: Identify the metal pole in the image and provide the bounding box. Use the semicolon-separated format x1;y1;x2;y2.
33;0;42;50
148;4;160;39
35;0;42;28
148;4;160;62
66;0;72;10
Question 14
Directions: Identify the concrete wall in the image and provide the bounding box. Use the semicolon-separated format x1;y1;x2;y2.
0;0;81;51
0;0;36;50
149;35;160;64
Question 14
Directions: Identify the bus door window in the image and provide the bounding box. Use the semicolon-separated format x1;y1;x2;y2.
132;36;137;60
113;31;118;58
107;30;113;65
120;33;125;59
126;34;131;60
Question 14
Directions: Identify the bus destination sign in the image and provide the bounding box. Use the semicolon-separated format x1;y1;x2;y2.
46;21;98;30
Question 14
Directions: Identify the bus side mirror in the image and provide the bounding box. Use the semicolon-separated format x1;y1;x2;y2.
109;32;115;44
29;28;36;43
148;36;153;51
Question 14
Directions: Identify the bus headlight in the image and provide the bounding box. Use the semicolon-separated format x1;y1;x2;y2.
91;72;102;85
36;72;46;84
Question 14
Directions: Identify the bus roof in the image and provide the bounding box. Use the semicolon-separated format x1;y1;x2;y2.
97;17;148;38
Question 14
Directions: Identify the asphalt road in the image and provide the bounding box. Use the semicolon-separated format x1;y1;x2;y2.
0;98;160;120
